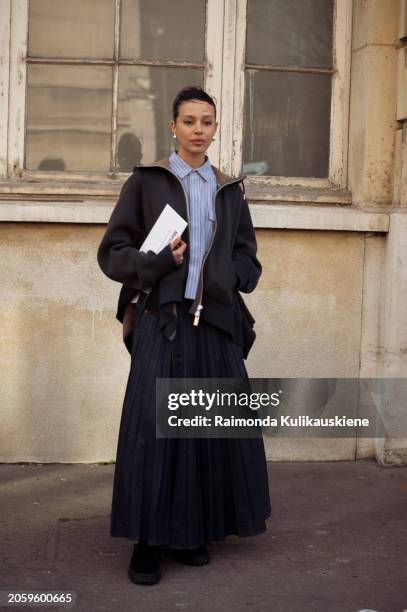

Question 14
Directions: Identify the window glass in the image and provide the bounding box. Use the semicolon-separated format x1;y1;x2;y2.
117;66;204;169
26;65;112;172
120;0;206;62
243;70;331;178
28;0;115;59
246;0;333;68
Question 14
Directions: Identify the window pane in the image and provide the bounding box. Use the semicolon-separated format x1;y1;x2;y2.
246;0;333;68
120;0;206;62
243;70;331;178
117;66;204;169
28;0;115;59
26;65;112;172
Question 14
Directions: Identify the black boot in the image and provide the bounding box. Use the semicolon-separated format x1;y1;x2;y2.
128;541;161;585
168;545;210;566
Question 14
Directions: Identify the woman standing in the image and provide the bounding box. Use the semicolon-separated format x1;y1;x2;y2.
97;85;271;585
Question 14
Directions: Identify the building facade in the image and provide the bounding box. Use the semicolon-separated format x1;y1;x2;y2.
0;0;406;464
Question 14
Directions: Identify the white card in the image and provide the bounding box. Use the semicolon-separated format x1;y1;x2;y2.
140;203;187;254
131;204;187;304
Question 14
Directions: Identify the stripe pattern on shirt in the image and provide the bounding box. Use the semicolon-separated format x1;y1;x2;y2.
169;150;217;300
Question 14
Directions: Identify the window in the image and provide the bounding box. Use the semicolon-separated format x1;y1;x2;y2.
25;0;209;175
227;0;352;187
243;0;334;178
0;0;351;192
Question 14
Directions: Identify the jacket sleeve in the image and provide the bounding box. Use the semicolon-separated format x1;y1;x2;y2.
97;170;178;289
232;184;262;293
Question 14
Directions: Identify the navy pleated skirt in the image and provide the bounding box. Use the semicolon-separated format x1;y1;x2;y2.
110;298;271;549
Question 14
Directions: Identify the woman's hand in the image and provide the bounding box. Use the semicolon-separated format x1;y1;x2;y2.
170;234;187;265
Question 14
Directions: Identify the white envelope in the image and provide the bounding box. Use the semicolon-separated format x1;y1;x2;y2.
131;204;187;304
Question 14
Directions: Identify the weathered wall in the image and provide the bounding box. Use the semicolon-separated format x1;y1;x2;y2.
348;0;400;208
1;0;406;464
0;223;382;462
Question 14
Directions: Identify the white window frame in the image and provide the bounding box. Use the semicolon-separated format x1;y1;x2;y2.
0;0;352;199
220;0;353;189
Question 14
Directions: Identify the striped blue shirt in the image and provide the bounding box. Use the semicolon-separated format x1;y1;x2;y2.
169;150;217;299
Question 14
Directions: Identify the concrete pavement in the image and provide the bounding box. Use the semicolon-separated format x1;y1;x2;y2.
1;460;406;612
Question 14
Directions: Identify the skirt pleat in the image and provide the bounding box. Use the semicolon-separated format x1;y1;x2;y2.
110;298;271;548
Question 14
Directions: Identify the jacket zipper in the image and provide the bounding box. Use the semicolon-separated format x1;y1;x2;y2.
138;164;245;326
190;176;245;326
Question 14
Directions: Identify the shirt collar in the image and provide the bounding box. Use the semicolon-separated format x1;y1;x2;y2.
169;150;213;182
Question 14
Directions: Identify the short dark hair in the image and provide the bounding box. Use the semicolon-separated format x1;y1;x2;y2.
172;86;217;122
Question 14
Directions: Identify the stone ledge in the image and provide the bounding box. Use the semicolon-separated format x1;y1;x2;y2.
0;200;390;232
251;203;389;232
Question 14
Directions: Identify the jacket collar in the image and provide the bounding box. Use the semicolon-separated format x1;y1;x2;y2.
168;150;214;183
134;155;246;189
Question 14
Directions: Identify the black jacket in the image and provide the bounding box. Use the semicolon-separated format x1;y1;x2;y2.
96;155;262;359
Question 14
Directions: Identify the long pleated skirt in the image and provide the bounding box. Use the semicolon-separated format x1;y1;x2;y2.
110;297;271;549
